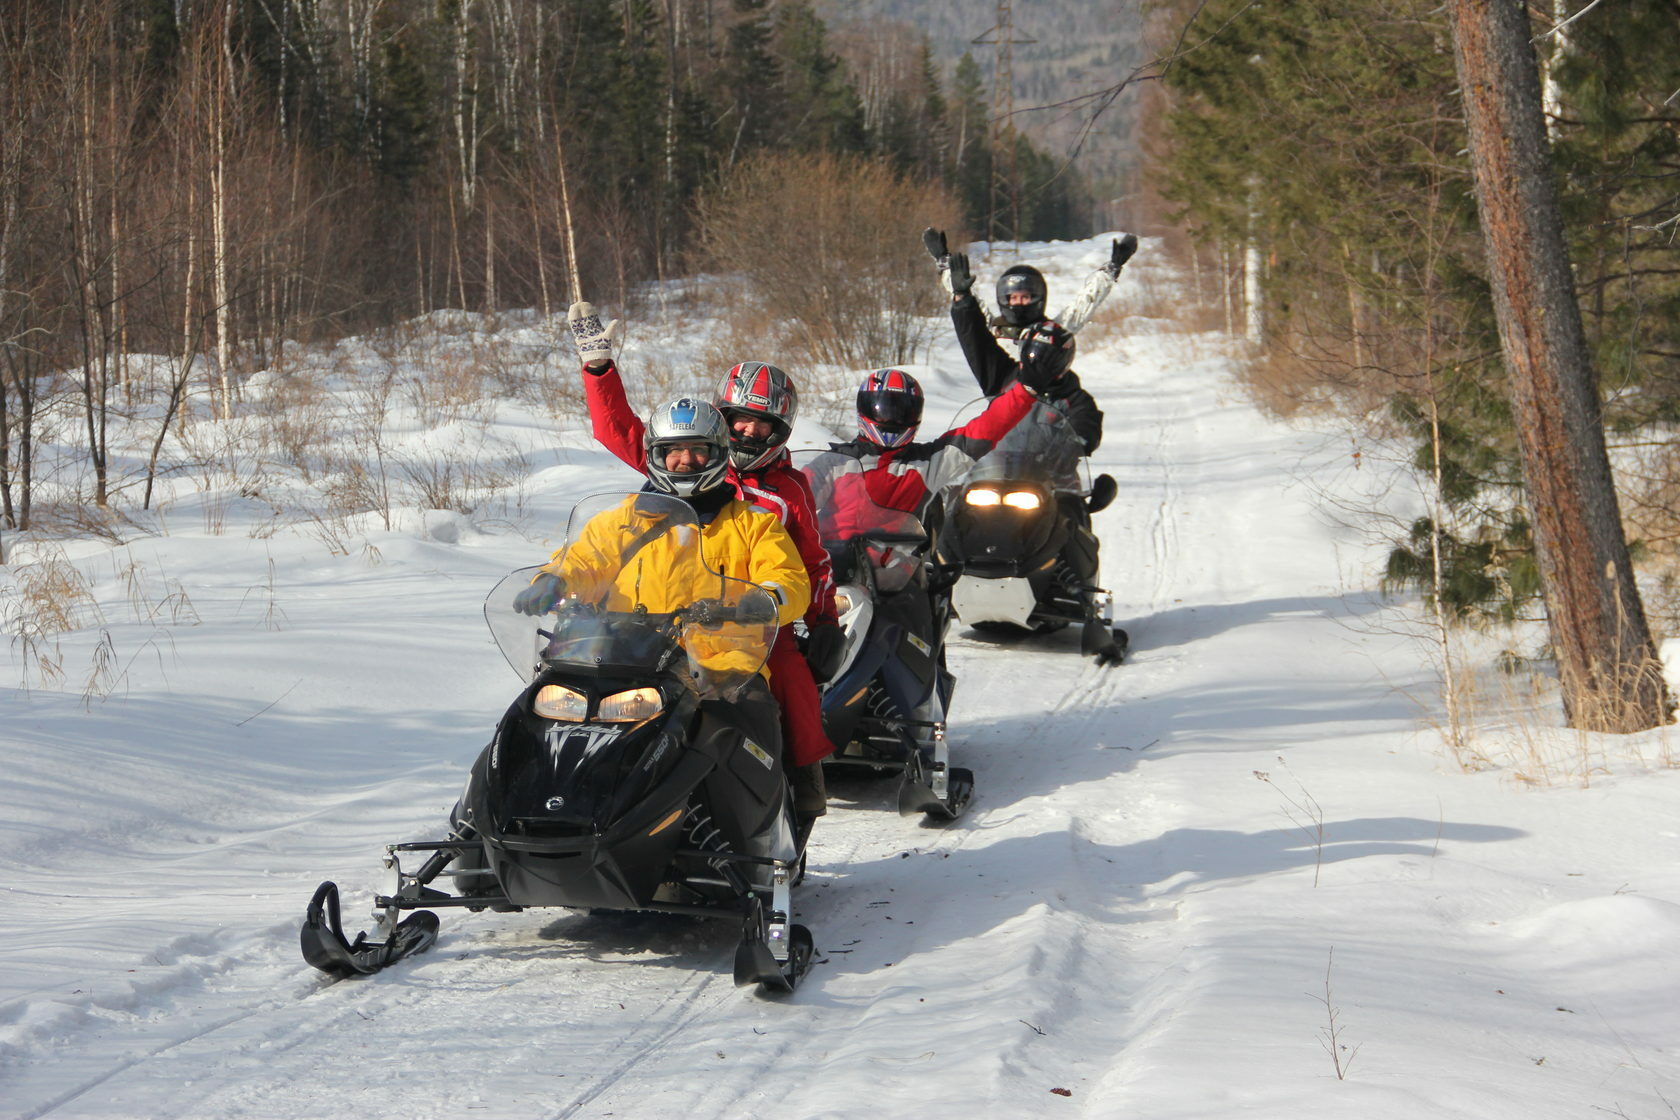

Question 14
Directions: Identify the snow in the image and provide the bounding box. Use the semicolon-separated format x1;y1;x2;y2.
5;236;1680;1119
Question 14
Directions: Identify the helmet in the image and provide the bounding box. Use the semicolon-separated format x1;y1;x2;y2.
644;397;731;497
716;361;797;471
856;368;924;449
996;265;1047;328
1017;320;1076;390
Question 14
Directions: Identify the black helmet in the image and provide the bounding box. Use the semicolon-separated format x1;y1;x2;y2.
855;368;924;449
1017;320;1076;391
996;265;1047;328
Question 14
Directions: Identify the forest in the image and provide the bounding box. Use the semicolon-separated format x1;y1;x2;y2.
0;0;1093;532
1149;0;1680;635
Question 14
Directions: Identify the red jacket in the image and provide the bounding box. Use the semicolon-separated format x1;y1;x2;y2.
581;361;838;627
819;381;1038;536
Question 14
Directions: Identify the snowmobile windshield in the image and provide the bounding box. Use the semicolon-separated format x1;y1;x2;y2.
951;396;1089;492
484;492;777;701
795;449;931;594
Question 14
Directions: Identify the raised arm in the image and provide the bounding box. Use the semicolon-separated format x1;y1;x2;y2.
1054;234;1136;335
569;301;647;472
948;252;1018;397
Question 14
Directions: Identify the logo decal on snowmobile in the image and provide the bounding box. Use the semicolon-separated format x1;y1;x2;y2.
643;733;675;771
740;738;774;769
545;724;622;760
907;633;932;657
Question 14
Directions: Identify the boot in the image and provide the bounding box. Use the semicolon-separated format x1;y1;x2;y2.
792;761;827;849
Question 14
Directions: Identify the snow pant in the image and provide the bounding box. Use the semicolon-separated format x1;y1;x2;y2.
768;625;837;769
1056;494;1101;590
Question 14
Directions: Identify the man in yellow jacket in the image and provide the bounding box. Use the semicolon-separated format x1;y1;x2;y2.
518;397;810;643
514;398;816;819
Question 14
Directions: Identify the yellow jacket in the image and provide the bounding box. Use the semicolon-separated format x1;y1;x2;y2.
539;495;810;677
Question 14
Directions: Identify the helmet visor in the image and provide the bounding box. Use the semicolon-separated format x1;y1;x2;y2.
857;393;922;431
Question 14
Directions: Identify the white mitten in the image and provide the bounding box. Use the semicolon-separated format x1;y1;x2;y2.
567;301;621;365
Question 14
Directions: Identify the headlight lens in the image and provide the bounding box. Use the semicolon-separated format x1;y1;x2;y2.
1003;490;1042;510
834;589;856;615
965;488;1001;507
597;687;663;722
533;683;589;721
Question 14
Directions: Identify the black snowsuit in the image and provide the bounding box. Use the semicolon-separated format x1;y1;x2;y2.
948;292;1105;592
949;293;1104;454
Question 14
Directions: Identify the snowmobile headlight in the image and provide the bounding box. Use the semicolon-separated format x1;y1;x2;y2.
1003;490;1042;511
597;687;663;722
533;683;590;721
833;589;855;615
965;487;1002;507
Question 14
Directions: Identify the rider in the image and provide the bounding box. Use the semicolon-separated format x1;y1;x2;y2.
514;398;810;778
563;303;838;830
935;238;1137;455
822;366;1047;532
922;228;1138;348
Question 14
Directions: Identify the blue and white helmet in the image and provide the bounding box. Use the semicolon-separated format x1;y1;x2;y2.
645;397;732;497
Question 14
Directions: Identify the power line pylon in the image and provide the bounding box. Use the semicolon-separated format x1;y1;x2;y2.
973;1;1036;249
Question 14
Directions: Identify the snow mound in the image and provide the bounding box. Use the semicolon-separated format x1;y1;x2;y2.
1508;895;1680;964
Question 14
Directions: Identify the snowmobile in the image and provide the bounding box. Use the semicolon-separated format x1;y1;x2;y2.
796;450;971;822
938;399;1128;664
300;491;815;993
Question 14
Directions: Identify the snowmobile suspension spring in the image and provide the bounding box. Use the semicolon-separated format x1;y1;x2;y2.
683;806;746;893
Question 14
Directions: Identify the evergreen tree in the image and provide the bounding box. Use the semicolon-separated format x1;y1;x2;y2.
1547;2;1680;430
369;24;435;185
726;0;779;155
949;53;991;232
775;2;866;152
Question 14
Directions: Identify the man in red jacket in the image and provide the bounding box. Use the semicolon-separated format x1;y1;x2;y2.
564;302;840;835
824;366;1045;526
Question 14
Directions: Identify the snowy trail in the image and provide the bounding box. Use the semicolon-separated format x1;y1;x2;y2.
10;238;1680;1119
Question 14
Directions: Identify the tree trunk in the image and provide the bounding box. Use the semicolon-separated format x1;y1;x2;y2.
1446;0;1669;732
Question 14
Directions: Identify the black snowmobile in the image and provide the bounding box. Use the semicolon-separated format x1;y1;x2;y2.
300;491;815;993
938;399;1127;664
797;450;971;822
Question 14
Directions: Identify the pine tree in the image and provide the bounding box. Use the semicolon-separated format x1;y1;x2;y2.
775;2;866;153
949;53;991;233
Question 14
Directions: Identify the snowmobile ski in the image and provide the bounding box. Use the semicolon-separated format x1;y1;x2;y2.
897;735;973;822
300;880;439;979
1085;618;1128;666
733;895;815;993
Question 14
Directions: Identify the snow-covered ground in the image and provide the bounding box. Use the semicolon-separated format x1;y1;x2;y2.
5;237;1680;1119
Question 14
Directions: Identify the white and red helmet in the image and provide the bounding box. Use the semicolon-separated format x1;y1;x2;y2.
716;361;798;471
855;368;924;449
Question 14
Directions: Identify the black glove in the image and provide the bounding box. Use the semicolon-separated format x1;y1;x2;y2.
922;227;949;264
948;251;974;297
803;620;846;684
737;593;778;625
513;574;563;616
686;597;727;627
1105;234;1138;279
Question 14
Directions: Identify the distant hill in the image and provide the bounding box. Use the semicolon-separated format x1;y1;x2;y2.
813;0;1149;227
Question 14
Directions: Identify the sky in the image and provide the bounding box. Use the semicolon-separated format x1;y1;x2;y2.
4;236;1680;1120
